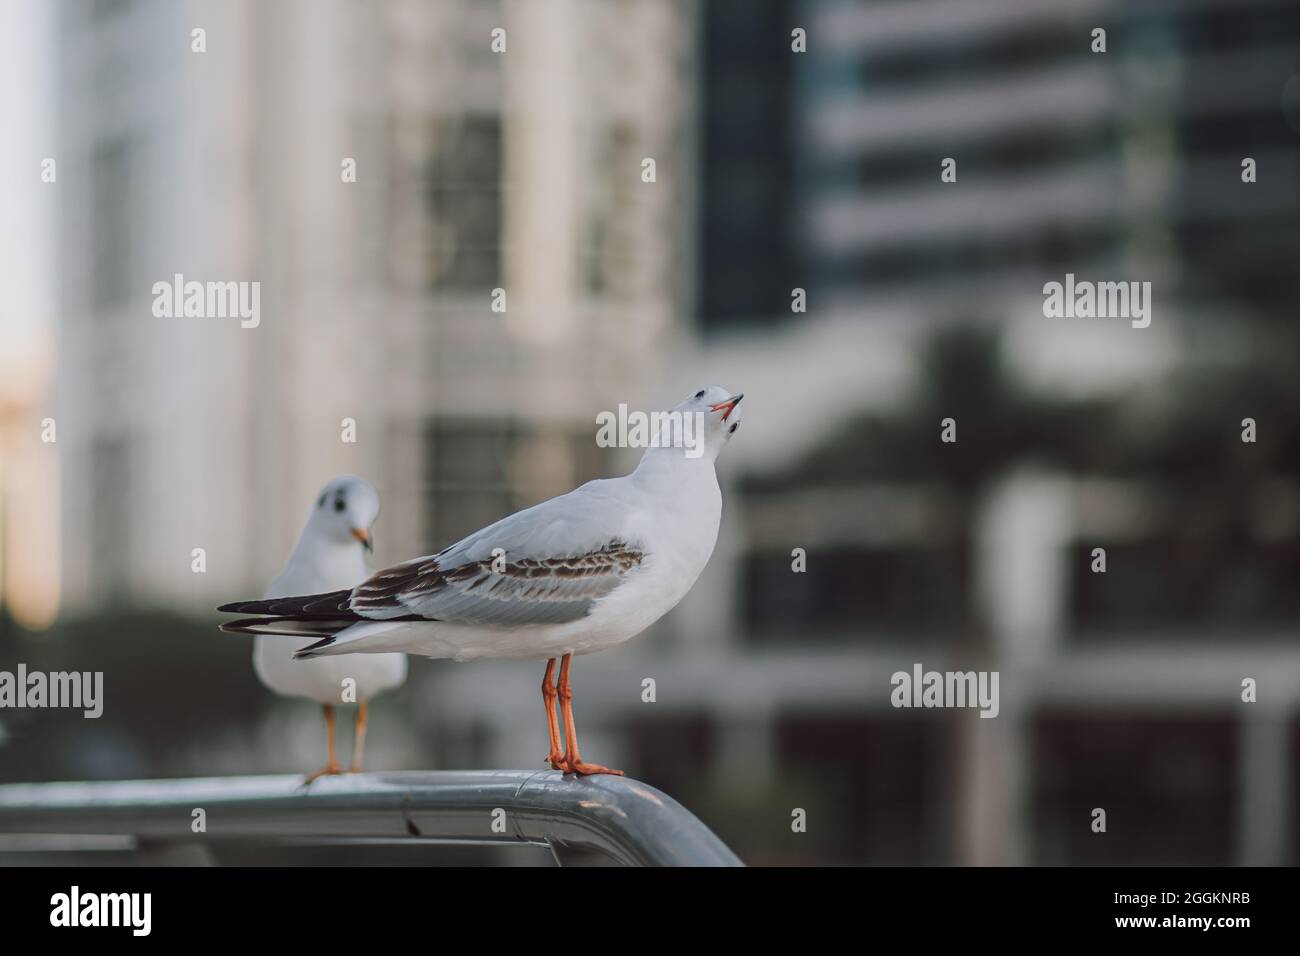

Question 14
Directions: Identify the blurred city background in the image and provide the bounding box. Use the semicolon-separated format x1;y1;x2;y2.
2;0;1299;865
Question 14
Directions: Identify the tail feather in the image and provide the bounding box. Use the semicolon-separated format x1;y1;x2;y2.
292;633;342;657
293;621;409;659
217;588;423;646
218;617;355;638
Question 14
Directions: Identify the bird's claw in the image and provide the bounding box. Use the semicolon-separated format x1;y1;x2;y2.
562;761;625;777
301;764;344;786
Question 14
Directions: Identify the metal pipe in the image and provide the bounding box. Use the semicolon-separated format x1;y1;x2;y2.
0;770;743;867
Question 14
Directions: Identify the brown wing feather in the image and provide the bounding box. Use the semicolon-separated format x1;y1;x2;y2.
350;541;644;624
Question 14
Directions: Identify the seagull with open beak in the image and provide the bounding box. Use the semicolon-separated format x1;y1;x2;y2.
222;389;744;777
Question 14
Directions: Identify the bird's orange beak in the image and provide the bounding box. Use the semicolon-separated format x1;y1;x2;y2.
351;527;373;552
709;393;744;422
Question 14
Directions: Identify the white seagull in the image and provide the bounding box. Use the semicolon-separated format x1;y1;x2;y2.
220;387;744;776
249;475;407;783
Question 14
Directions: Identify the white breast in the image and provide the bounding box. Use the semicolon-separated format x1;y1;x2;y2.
544;464;723;657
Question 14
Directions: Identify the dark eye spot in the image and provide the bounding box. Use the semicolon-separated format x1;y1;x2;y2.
317;493;326;508
695;390;705;399
334;496;346;513
729;423;738;434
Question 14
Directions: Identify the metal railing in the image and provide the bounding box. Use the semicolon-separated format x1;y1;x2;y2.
0;770;743;867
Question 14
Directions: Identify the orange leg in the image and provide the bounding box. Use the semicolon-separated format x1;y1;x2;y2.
541;658;566;770
303;704;344;784
349;699;369;773
556;653;623;777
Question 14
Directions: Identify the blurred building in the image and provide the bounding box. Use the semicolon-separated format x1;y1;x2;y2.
675;0;1300;864
54;0;693;611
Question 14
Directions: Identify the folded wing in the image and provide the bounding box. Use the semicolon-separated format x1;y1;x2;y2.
219;480;646;634
353;485;644;626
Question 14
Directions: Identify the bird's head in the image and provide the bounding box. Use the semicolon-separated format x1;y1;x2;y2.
673;385;744;459
308;475;380;552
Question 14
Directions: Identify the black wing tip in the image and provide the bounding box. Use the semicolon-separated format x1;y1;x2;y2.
216;589;357;619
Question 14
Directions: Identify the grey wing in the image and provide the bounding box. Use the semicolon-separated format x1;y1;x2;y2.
349;482;645;627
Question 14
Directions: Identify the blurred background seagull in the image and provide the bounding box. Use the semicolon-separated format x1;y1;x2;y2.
247;475;407;783
219;387;743;776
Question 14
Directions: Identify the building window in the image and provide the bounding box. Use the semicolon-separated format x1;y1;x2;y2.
697;0;796;327
422;419;604;547
1069;538;1300;637
91;137;131;310
774;714;951;864
91;0;133;20
581;122;639;300
424;115;502;291
1032;713;1235;864
90;436;131;605
742;545;965;645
